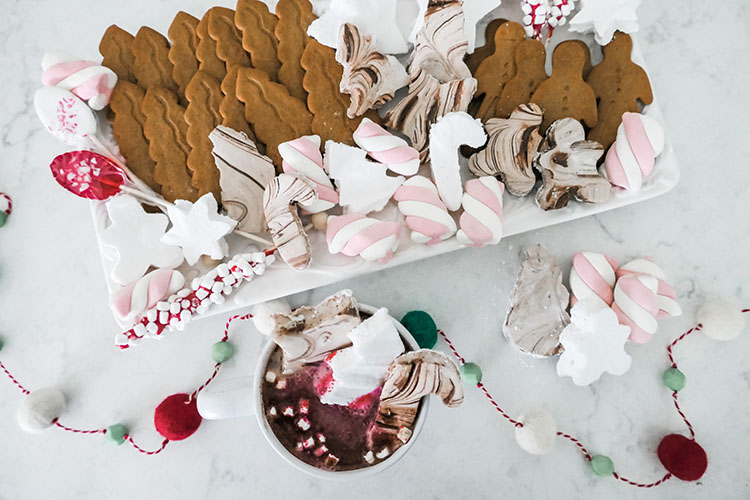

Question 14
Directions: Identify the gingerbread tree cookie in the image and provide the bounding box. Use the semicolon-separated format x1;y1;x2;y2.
301;39;379;146
185;71;224;200
586;31;653;150
99;25;136;83
167;12;200;102
275;0;317;101
235;67;312;167
141;87;198;203
531;40;598;132
132;27;177;93
236;0;281;80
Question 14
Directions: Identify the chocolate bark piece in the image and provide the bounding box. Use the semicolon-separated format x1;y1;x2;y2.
503;245;569;357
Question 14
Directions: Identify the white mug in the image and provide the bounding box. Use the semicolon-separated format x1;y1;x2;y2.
197;304;430;480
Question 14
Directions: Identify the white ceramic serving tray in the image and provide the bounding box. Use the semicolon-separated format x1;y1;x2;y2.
90;13;679;329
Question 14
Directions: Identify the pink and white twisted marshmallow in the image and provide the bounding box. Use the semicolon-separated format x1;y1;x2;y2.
569;252;619;307
110;268;185;324
616;258;682;318
393;176;456;245
352;118;420;176
456;177;504;247
326;213;402;264
279;135;338;213
604;112;665;192
612;274;660;343
41;52;118;111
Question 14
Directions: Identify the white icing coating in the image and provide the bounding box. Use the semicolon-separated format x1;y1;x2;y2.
429;112;487;211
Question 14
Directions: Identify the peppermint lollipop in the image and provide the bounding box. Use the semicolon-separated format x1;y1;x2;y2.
50;151;128;201
34;87;98;147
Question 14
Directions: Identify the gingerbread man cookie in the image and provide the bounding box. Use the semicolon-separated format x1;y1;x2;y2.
473;21;526;122
496;38;547;119
586;32;653;150
465;18;507;75
531;40;598;133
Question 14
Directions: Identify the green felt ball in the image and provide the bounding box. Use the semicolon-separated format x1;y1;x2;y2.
590;455;615;476
461;362;482;385
0;337;4;352
401;311;438;349
662;368;686;392
212;341;235;363
106;424;128;445
0;212;7;227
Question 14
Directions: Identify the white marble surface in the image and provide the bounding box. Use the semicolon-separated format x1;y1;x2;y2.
1;1;749;499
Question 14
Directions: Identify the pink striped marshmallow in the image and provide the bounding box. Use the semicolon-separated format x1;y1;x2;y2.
456;177;504;247
604;112;665;192
352;118;420;176
110;269;185;324
393;176;456;245
569;252;619;307
41;52;118;111
279;135;338;213
616;258;682;319
612;274;660;343
326;213;402;264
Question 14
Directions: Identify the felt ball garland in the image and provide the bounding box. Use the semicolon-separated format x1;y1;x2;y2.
0;193;11;227
437;304;748;488
0;313;250;455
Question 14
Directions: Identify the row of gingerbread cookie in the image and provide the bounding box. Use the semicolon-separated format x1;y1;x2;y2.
470;22;652;151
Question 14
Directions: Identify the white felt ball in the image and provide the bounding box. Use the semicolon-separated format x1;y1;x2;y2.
17;387;66;433
515;408;557;455
697;297;746;341
252;299;292;335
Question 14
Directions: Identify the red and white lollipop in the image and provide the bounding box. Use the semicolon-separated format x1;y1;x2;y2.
616;258;682;318
612;274;660;343
393;176;456;245
605;112;665;192
326;213;402;264
569;252;619;307
352;118;420;176
456;177;504;247
279;135;338;213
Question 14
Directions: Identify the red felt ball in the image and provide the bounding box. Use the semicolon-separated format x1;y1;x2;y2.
154;393;202;441
657;434;708;481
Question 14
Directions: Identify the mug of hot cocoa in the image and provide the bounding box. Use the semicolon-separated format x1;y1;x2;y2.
197;290;464;478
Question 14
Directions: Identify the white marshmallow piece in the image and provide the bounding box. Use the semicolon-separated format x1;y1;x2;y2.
320;308;405;406
252;299;292;335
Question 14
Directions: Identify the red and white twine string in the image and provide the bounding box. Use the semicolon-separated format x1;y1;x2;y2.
439;310;750;489
0;193;12;216
0;313;253;455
